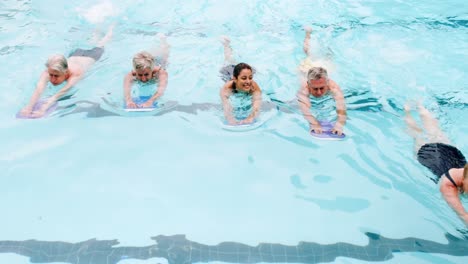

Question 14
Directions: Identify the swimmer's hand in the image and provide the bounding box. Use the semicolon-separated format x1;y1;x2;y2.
225;116;237;126
30;100;53;118
310;123;323;134
331;123;344;135
19;106;33;117
139;100;155;108
30;109;45;118
126;100;137;109
238;117;255;125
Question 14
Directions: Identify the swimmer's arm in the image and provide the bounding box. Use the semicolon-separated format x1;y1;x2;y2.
245;81;262;121
49;74;81;103
149;68;168;102
220;81;236;124
22;71;49;112
440;182;468;225
297;83;319;126
331;82;347;130
123;72;135;104
33;72;80;115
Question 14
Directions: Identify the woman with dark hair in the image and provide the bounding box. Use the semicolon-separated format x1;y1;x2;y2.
405;103;468;225
219;36;262;125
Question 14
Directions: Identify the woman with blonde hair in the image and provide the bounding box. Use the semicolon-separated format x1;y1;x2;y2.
123;34;170;109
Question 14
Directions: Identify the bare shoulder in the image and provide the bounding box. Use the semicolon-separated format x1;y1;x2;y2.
328;79;341;90
329;79;344;95
125;71;135;81
252;81;262;93
156;67;168;78
36;70;50;85
439;176;457;194
40;70;49;78
298;81;309;95
221;81;234;94
300;77;309;88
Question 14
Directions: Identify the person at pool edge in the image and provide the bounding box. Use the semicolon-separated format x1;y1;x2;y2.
219;36;262;125
123;33;170;109
296;27;347;135
19;25;114;118
405;102;468;225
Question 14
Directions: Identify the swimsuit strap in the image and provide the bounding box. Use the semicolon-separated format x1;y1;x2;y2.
444;171;458;188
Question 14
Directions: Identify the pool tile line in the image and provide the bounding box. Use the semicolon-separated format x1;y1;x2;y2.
1;232;467;264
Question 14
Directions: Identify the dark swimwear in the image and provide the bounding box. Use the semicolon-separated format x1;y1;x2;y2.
417;143;466;186
69;47;104;61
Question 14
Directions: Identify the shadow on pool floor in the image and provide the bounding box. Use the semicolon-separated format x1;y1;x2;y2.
1;232;467;264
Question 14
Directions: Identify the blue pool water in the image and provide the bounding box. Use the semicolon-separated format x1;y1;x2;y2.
0;0;467;263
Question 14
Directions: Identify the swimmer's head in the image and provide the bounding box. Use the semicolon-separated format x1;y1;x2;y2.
307;67;329;98
45;54;69;85
132;51;155;82
233;63;252;79
307;67;328;82
233;63;253;92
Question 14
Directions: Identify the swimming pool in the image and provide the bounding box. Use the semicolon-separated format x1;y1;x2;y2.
0;0;467;263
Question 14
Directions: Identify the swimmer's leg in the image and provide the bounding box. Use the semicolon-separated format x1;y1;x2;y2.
221;35;235;65
417;102;450;145
404;104;426;153
148;33;171;68
96;24;114;48
303;26;312;58
158;33;170;69
298;26;314;77
73;24;113;70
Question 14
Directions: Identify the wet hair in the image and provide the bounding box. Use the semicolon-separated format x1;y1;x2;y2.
231;63;254;92
307;67;328;82
132;51;155;71
233;63;253;79
45;54;68;73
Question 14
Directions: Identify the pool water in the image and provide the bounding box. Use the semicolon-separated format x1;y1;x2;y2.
0;0;467;263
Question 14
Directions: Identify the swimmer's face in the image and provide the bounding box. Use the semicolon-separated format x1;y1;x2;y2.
234;69;253;92
135;68;153;83
48;68;68;86
308;78;329;98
